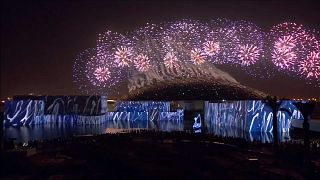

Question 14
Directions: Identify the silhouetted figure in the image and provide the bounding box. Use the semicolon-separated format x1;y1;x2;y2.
292;101;315;176
292;101;315;151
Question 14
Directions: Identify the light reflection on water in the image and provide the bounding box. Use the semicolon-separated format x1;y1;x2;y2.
3;119;291;143
3;120;185;143
205;124;291;143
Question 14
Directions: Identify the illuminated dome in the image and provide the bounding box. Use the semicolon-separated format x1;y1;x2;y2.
124;62;267;100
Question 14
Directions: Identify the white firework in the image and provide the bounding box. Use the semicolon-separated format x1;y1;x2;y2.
163;52;179;69
134;54;151;72
190;48;206;65
203;41;220;56
93;66;111;83
114;46;133;67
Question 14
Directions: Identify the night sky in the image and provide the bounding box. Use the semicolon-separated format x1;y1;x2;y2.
1;0;320;99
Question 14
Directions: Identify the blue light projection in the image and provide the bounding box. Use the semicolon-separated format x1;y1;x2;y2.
204;100;303;133
105;118;184;132
193;113;202;133
3;96;107;126
4;100;45;126
115;101;170;112
3;97;183;126
108;101;183;121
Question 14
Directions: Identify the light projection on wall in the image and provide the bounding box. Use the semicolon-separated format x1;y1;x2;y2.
109;101;183;121
193;113;202;133
4;100;45;126
204;100;304;133
3;97;183;126
4;96;107;126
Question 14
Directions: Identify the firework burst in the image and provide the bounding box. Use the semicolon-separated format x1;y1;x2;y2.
299;51;320;79
190;48;206;65
160;20;208;62
204;19;240;64
271;35;298;70
97;30;132;63
234;20;265;67
134;54;151;72
73;48;124;94
203;41;220;56
73;19;320;93
114;46;133;67
238;44;262;66
269;22;319;73
163;52;179;69
93;66;111;82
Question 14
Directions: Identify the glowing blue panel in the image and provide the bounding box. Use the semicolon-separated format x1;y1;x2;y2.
204;100;303;132
115;101;170;112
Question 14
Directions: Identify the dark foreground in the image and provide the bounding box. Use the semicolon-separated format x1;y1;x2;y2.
2;131;320;179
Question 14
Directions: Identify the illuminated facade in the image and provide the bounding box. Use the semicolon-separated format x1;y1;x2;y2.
3;96;183;126
204;100;304;133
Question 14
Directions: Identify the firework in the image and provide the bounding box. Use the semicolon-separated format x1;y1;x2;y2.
234;20;265;67
269;22;314;72
299;51;320;79
73;48;123;94
297;31;320;82
93;66;111;83
203;41;220;56
130;23;164;70
190;48;206;65
97;30;133;67
73;19;320;93
271;35;298;70
73;49;107;94
274;35;296;52
134;54;151;72
272;48;297;69
85;57;111;88
238;44;262;66
204;19;239;64
160;20;208;62
114;46;133;67
163;52;179;69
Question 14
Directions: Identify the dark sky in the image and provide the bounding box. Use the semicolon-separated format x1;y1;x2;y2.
1;0;320;99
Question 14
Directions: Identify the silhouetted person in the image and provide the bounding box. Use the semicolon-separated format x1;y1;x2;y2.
293;101;315;175
293;101;315;151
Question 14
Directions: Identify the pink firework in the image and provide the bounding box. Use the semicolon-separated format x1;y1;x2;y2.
299;51;320;79
274;35;296;53
203;41;220;56
190;48;206;65
163;52;179;69
114;46;133;67
272;50;297;69
134;54;151;72
93;66;111;83
272;35;298;70
238;44;261;66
